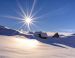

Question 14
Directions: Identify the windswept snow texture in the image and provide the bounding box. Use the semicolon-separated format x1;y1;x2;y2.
0;35;75;58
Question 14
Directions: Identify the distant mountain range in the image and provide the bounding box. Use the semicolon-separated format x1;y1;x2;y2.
0;25;20;36
0;25;73;38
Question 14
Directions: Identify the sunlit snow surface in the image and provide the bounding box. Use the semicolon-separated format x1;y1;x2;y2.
0;35;75;58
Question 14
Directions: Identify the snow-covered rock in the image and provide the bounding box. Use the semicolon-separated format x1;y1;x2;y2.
40;32;48;37
34;31;42;37
52;33;59;38
34;31;48;39
28;31;34;34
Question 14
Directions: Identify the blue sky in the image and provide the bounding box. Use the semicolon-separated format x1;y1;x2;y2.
0;0;75;32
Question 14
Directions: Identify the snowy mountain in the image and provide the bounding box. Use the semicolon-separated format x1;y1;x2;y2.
0;25;20;36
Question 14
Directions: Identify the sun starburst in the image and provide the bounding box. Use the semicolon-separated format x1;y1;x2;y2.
21;16;35;31
16;0;37;31
2;0;49;31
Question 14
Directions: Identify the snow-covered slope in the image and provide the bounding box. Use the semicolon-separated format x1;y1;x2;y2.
0;34;75;58
0;25;75;58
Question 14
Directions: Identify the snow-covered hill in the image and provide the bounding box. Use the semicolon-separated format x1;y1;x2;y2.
0;25;75;58
0;35;75;58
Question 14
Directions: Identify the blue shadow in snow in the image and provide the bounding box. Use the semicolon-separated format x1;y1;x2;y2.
24;34;75;48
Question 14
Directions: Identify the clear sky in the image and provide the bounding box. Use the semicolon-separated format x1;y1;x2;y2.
0;0;75;32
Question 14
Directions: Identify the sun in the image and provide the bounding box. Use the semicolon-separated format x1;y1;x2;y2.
22;16;34;31
3;0;43;31
24;17;33;24
25;17;32;24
